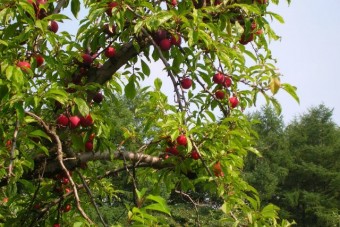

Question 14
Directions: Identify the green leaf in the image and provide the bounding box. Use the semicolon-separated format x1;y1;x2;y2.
43;14;70;21
270;97;282;115
141;60;150;76
145;195;171;215
282;83;299;104
45;88;68;104
21;159;34;170
19;2;36;20
144;203;171;216
29;130;52;142
5;65;14;80
267;12;285;24
261;204;279;218
0;85;8;101
154;78;162;91
205;110;216;122
74;97;90;116
72;222;85;227
71;0;81;18
71;134;85;151
134;20;144;34
245;147;262;157
0;39;8;46
125;76;137;99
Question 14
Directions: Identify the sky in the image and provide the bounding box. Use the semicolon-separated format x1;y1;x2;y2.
265;0;340;125
63;0;340;125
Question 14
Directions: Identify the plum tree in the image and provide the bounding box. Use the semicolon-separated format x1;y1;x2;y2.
0;0;298;226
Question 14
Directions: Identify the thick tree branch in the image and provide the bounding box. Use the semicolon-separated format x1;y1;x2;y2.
87;40;148;85
0;150;169;187
41;151;166;177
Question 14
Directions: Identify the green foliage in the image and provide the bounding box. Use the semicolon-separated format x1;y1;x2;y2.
0;0;295;226
245;105;340;226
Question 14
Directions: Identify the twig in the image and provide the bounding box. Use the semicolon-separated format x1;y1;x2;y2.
8;116;20;178
125;4;184;111
25;111;94;225
54;0;67;14
190;137;220;190
121;150;139;207
175;190;200;226
76;170;108;227
179;47;230;117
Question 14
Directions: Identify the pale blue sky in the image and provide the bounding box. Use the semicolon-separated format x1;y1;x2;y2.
266;0;340;124
61;1;340;125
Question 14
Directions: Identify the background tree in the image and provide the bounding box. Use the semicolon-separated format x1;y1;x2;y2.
244;106;290;202
281;105;340;227
0;0;296;226
245;105;340;227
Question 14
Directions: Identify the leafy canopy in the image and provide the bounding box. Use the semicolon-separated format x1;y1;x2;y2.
0;0;296;226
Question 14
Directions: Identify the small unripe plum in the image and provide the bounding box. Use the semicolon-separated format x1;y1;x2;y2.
57;114;69;127
80;114;93;127
93;92;104;103
153;29;168;43
69;116;81;128
81;53;93;65
239;33;254;45
37;8;47;20
63;204;71;212
213;72;225;84
5;140;12;150
61;177;69;185
48;20;59;33
229;96;239;108
171;0;177;6
85;141;93;151
166;146;179;155
106;2;118;17
180;77;192;89
215;90;225;100
17;61;31;73
177;135;187;146
35;55;44;67
191;150;200;160
223;75;232;87
105;47;116;58
213;161;224;177
159;39;172;51
170;34;181;46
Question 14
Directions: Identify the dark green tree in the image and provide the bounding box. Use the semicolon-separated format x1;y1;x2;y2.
244;106;290;202
245;105;340;227
280;105;340;227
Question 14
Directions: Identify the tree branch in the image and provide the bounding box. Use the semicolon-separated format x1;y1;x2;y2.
8;116;19;178
76;170;108;227
25;111;94;225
